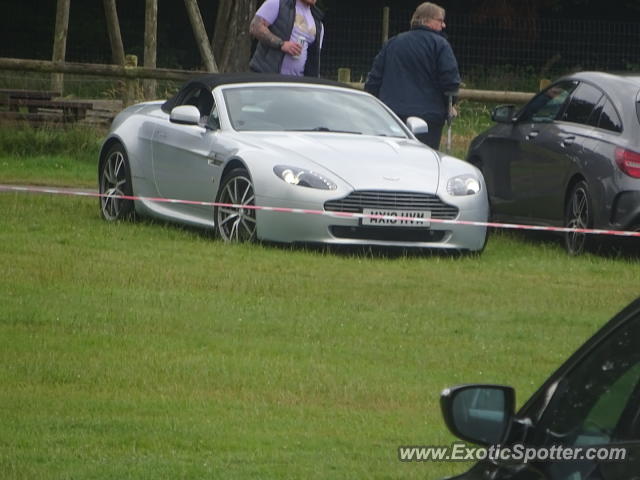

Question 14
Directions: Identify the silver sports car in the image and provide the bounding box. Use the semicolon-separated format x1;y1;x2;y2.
98;73;488;252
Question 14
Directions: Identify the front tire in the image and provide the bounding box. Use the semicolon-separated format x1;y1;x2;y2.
99;144;134;221
564;180;593;255
214;167;257;242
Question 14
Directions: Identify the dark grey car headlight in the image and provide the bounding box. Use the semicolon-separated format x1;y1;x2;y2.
273;165;337;190
447;174;481;196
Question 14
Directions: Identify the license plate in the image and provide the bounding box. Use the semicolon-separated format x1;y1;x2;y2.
361;209;431;227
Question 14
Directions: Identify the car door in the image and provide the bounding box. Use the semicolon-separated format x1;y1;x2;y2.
481;121;537;220
482;306;640;480
526;82;604;222
151;87;222;219
509;81;576;221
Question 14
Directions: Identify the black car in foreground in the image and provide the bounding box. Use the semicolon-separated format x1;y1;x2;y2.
467;72;640;254
441;297;640;479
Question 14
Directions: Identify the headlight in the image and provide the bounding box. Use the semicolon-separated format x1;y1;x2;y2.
447;174;481;196
273;165;337;190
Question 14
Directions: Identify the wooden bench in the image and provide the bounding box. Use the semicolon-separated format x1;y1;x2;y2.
0;88;61;100
6;98;92;121
0;89;93;123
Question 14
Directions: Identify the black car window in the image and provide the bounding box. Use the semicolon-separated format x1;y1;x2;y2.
181;87;214;119
598;99;623;133
519;81;575;123
586;98;603;128
533;313;640;448
562;83;603;126
206;102;220;130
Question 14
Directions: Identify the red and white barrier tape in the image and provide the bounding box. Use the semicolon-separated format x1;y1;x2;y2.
1;184;640;238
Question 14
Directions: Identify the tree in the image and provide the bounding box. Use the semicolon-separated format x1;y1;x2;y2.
212;0;257;73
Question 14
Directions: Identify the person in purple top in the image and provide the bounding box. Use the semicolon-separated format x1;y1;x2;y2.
249;0;325;77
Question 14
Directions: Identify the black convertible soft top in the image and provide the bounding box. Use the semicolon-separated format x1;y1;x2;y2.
161;73;352;113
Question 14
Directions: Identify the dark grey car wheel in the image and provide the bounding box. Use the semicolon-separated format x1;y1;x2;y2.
99;144;135;221
214;167;257;242
564;180;593;255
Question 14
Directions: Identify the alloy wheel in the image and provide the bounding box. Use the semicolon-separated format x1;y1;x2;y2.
100;148;132;221
564;182;591;255
216;171;257;242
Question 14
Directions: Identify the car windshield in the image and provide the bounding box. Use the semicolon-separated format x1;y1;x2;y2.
222;85;408;138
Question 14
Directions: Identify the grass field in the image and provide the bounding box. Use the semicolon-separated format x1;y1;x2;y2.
0;125;101;188
1;122;639;479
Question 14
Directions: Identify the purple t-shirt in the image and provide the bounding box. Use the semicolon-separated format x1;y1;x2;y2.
256;0;324;76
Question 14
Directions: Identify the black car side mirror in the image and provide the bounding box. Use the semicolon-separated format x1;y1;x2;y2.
491;105;516;123
441;384;515;446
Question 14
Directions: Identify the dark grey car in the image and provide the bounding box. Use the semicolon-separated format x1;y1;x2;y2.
467;72;640;254
441;297;640;479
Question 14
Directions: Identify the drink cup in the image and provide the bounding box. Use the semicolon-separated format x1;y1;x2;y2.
293;38;306;59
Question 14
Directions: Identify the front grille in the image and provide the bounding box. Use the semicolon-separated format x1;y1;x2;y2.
330;226;447;242
324;190;458;219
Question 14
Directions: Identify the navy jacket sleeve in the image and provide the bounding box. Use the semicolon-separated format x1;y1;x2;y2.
364;41;390;97
437;42;461;95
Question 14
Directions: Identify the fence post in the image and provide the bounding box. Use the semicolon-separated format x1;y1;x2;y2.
124;55;139;106
52;0;70;95
337;68;351;83
103;0;126;66
382;7;390;45
144;0;158;100
184;0;218;72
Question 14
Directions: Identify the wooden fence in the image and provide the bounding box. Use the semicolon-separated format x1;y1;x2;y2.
0;57;536;126
0;57;536;103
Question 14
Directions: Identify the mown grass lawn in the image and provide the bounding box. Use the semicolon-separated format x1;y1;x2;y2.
2;116;639;478
0;125;101;188
1;190;639;479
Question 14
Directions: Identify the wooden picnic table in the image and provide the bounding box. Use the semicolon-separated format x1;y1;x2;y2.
0;88;61;100
0;88;93;123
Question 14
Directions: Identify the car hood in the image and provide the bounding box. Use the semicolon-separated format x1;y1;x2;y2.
241;133;441;192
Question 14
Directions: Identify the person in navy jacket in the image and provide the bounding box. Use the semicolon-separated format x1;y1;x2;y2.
365;2;460;150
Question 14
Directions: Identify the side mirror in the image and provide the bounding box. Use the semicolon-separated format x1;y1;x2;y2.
406;116;429;135
170;105;201;126
491;105;516;123
441;384;515;446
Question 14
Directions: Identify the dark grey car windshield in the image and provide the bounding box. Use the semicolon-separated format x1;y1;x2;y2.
222;86;408;138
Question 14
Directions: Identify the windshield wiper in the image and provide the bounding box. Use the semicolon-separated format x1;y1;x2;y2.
287;127;362;134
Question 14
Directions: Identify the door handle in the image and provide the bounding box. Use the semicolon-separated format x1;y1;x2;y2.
207;151;224;166
525;131;539;141
561;135;576;147
156;131;167;139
